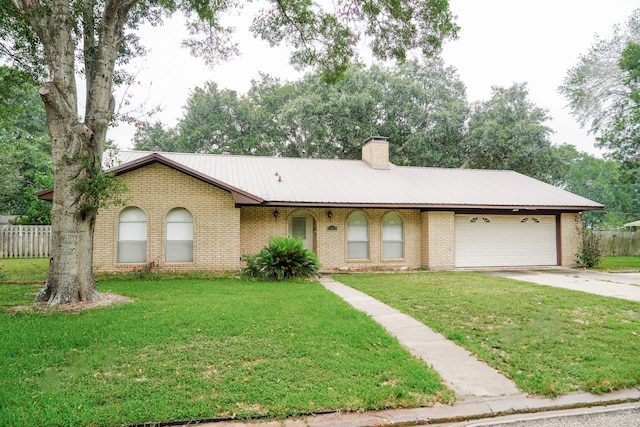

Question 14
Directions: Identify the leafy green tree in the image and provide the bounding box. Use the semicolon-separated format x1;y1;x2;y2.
559;10;640;172
373;59;468;167
177;82;280;155
554;144;640;229
0;66;52;222
135;58;469;165
462;83;561;182
276;65;381;158
131;122;179;152
133;78;289;155
2;0;457;305
595;41;640;175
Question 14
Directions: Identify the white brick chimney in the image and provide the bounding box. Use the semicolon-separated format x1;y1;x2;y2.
361;136;390;169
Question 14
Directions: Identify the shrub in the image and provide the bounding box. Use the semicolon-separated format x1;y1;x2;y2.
577;228;603;268
242;236;321;281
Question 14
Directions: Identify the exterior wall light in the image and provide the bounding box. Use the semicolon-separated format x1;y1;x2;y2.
273;209;279;221
327;210;333;220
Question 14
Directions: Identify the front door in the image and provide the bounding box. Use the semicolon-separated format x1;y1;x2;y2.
290;214;314;252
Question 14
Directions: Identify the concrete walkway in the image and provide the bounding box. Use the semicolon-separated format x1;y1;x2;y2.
488;269;640;302
317;276;523;400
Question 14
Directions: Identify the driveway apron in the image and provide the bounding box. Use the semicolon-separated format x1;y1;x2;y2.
488;269;640;302
318;276;524;400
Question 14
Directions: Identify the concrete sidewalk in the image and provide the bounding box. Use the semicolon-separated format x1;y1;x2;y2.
317;276;522;399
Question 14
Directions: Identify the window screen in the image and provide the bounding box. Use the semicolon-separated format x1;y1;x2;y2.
118;207;147;263
166;208;193;262
347;212;369;259
382;213;404;259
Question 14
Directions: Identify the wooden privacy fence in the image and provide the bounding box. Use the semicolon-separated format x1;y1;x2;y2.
0;225;52;258
595;230;640;257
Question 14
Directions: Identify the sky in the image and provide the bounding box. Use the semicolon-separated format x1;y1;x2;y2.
111;1;640;155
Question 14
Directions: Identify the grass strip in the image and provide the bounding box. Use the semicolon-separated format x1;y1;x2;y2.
0;278;451;426
0;258;49;284
595;256;640;271
334;272;640;397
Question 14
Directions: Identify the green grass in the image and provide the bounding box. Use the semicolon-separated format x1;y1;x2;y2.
0;258;49;283
0;278;451;427
594;256;640;271
334;272;640;397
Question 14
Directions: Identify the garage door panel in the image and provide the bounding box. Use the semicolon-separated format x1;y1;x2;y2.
455;215;557;268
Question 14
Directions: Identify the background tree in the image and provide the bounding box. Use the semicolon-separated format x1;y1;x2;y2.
2;0;458;305
134;58;469;165
0;66;52;224
373;58;468;167
131;122;179;152
560;10;640;174
554;144;640;228
595;41;640;175
277;65;381;158
462;83;562;182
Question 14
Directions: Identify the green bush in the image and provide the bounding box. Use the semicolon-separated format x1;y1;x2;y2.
242;236;321;281
577;228;603;268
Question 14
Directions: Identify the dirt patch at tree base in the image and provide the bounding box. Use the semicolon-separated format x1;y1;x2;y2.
7;292;133;313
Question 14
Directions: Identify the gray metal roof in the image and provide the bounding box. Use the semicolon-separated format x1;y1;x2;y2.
111;151;603;210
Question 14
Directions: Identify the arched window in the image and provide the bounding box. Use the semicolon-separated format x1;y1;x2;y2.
118;207;147;263
347;212;369;260
382;213;404;259
166;208;194;263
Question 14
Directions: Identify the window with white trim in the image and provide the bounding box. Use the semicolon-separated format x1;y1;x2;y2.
166;208;194;263
382;213;404;259
118;207;147;263
347;212;369;259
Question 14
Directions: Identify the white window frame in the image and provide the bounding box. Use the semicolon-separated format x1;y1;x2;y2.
165;208;194;263
347;212;369;260
118;207;147;263
382;212;404;259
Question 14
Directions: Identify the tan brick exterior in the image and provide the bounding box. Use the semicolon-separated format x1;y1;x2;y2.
92;163;585;272
421;211;455;270
560;213;582;267
94;163;241;272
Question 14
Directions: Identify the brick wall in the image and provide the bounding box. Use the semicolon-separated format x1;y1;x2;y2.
94;163;241;272
560;213;582;267
421;211;455;270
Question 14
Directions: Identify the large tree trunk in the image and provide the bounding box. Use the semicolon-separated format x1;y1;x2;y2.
16;0;138;306
34;82;101;305
36;205;99;305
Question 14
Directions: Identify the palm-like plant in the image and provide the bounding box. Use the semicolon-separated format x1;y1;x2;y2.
242;237;321;281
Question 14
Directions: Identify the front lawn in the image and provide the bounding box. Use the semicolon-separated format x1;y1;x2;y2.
0;258;49;283
594;256;640;271
0;278;451;427
335;272;640;397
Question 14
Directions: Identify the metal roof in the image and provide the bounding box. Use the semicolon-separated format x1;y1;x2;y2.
110;151;603;211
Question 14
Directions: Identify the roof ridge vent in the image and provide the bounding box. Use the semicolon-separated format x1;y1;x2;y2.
361;136;390;170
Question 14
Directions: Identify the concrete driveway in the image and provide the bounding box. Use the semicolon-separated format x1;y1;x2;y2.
487;268;640;302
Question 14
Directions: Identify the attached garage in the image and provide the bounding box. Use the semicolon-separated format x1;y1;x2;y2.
455;214;557;268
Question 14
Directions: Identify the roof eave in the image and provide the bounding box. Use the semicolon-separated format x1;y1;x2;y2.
251;201;605;211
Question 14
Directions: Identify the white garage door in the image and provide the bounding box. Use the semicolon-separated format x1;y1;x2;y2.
455;215;557;268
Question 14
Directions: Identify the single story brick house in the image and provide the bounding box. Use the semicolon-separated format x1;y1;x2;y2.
40;137;603;272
